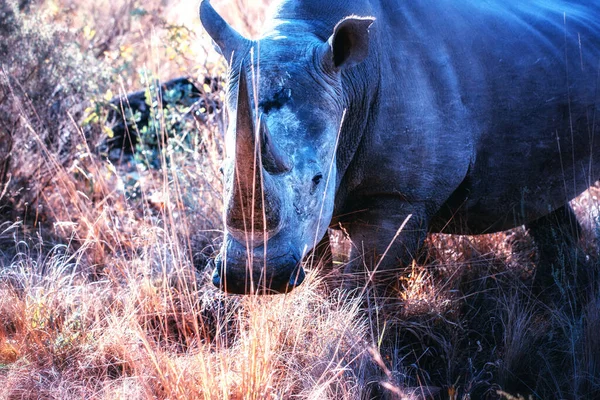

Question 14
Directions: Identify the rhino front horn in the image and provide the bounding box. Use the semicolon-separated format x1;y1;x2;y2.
199;0;249;61
226;64;283;240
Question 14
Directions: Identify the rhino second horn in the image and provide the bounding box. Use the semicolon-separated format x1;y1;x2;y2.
227;64;282;237
259;116;292;174
199;0;248;61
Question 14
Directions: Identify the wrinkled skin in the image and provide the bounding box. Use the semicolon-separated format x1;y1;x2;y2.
201;0;600;294
216;51;342;293
204;13;349;293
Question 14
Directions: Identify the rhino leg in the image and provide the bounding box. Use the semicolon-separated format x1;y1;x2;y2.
526;204;587;292
342;199;429;293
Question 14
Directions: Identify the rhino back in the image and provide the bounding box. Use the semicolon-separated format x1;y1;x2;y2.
319;0;600;233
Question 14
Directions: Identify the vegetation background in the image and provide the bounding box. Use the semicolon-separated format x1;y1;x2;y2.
0;0;599;398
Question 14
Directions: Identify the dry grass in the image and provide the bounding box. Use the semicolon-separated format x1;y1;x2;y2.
0;247;371;399
1;0;599;399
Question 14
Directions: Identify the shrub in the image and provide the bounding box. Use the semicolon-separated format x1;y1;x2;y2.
0;0;109;222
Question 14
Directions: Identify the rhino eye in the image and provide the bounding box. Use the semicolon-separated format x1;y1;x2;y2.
312;173;323;186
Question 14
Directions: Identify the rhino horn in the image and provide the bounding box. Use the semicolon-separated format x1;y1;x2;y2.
259;115;292;174
199;0;248;61
234;64;255;169
228;65;282;238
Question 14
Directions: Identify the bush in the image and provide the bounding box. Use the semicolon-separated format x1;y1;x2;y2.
0;0;109;221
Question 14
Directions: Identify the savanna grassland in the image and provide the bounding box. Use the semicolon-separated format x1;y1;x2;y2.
1;0;599;399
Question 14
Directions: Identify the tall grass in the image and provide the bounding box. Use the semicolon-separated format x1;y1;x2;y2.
0;242;371;399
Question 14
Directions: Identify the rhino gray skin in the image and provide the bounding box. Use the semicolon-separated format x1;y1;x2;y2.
200;0;600;294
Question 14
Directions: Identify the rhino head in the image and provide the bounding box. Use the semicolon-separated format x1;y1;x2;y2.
200;0;374;294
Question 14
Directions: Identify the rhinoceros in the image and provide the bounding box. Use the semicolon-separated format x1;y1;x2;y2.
200;0;600;294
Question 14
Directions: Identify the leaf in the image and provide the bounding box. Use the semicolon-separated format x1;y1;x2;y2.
103;125;114;138
103;89;113;102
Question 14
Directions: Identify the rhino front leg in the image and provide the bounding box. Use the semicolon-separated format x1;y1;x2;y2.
342;199;430;293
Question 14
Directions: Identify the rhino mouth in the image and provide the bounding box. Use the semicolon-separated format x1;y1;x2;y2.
211;242;305;295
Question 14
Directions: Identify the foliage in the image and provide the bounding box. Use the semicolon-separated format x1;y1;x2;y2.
0;0;110;221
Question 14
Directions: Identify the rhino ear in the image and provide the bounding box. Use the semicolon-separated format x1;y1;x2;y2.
199;0;249;62
325;16;375;70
